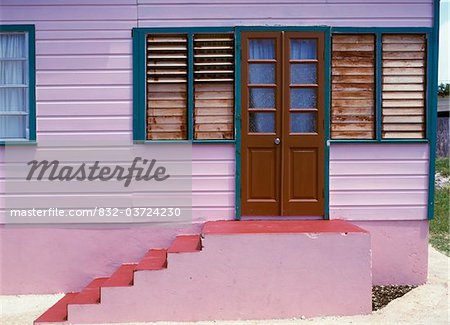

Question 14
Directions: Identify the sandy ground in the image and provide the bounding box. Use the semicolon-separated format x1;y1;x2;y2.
1;245;448;325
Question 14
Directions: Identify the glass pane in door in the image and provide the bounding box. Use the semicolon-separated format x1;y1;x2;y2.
291;63;317;84
249;64;275;84
250;88;275;108
249;112;275;133
290;112;317;133
290;88;317;109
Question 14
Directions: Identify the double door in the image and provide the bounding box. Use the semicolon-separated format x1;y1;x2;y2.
241;31;325;217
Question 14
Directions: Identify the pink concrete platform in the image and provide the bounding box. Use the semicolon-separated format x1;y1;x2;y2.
203;220;367;234
35;220;371;324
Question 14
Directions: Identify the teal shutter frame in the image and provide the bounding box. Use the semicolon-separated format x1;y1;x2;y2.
132;27;235;144
132;28;146;142
330;27;433;144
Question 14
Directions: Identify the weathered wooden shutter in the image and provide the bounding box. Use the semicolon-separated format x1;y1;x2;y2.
194;33;234;139
331;34;376;139
382;34;426;139
147;34;188;140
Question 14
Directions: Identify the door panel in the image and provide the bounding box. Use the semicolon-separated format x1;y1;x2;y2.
241;32;282;216
248;148;277;200
288;148;318;200
282;32;324;216
241;31;324;217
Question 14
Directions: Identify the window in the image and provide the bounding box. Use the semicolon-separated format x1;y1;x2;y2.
331;33;427;140
142;30;235;141
0;25;35;143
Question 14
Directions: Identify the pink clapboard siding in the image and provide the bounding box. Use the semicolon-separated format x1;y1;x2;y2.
0;1;137;216
0;0;433;223
191;145;235;221
0;2;432;222
136;0;433;27
330;144;429;221
0;1;235;223
1;0;434;28
0;145;235;223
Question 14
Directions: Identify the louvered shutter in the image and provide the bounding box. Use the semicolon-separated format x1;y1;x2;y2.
147;34;188;140
194;33;235;140
331;34;376;139
382;34;426;139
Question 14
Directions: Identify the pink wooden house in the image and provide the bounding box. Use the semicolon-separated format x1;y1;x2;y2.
0;0;440;323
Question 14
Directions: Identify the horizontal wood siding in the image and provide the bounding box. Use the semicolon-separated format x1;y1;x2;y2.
0;144;236;222
0;2;235;223
331;34;375;139
0;1;137;145
136;0;433;27
330;144;429;221
382;34;427;139
0;1;433;224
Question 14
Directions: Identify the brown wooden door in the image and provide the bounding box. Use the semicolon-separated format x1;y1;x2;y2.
241;31;325;217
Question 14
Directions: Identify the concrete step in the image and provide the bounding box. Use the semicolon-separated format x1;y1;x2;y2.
70;278;108;305
34;293;77;324
36;221;371;324
168;235;202;253
135;249;167;271
102;264;137;288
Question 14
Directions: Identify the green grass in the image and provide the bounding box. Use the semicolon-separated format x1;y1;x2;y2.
435;158;449;177
429;158;450;256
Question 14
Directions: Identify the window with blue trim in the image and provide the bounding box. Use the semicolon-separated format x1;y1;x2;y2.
331;32;427;140
0;25;35;143
143;32;235;141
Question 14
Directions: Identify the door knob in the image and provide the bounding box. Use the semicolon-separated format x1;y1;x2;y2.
274;137;281;145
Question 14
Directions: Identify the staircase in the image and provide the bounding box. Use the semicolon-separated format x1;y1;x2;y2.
35;220;372;324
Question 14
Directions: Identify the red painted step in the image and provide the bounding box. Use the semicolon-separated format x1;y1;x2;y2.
70;277;108;305
34;292;78;323
203;220;368;235
168;235;202;253
102;264;137;287
136;249;167;271
36;235;201;323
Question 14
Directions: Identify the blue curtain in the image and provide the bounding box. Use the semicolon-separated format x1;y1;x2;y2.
290;39;317;60
0;33;28;139
249;39;275;60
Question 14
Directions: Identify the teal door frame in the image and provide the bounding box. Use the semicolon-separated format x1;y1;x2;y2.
234;26;331;220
